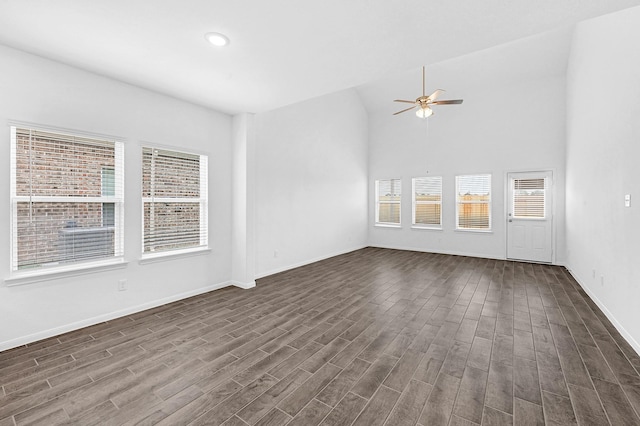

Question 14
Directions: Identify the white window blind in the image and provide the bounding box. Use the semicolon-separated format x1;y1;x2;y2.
456;174;491;230
142;147;208;254
513;178;546;218
10;126;124;271
413;176;442;228
375;178;401;225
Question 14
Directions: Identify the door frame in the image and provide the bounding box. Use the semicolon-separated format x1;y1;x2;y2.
504;169;556;264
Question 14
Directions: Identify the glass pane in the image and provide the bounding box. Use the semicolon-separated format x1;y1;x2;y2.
414;177;442;201
16;202;115;269
513;178;545;218
377;179;401;200
457;202;490;229
143;202;202;252
15;129;115;197
415;204;441;226
103;203;115;226
142;147;200;198
457;175;491;199
102;167;115;196
378;202;400;224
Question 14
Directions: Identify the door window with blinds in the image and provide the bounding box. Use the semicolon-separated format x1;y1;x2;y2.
456;174;491;230
142;146;208;255
375;178;401;226
412;176;442;229
512;177;546;218
10;126;124;272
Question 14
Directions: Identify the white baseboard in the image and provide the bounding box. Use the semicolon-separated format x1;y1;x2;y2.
565;266;640;356
255;245;368;279
231;280;256;289
368;244;506;261
0;281;233;352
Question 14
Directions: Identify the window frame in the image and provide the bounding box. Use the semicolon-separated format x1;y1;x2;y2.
8;124;125;279
374;178;402;227
412;176;443;230
140;145;209;259
455;174;492;232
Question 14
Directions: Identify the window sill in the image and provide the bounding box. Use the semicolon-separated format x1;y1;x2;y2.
411;226;443;231
374;223;402;229
139;247;211;265
4;258;128;287
454;229;493;234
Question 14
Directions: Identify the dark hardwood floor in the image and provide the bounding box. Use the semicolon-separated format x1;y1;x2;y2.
1;247;640;425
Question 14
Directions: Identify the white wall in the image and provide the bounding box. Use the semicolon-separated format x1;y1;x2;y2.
254;89;369;277
0;44;233;350
565;6;640;351
367;70;567;262
231;113;256;288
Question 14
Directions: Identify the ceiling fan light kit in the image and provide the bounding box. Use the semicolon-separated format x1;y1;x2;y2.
416;106;433;118
394;66;463;118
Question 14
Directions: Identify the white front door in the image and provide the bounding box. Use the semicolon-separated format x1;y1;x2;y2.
507;171;553;263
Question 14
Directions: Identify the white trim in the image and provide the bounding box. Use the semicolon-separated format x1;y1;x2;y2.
231;280;256;289
455;173;492;231
412;176;443;228
255;245;368;279
139;247;211;264
369;244;505;261
453;229;494;234
0;280;234;352
564;266;640;356
7;119;126;143
9;126;125;271
4;258;128;286
374;223;402;229
141;145;208;256
411;226;443;231
136;139;210;157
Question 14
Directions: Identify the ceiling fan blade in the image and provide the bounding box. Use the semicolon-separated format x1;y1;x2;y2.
427;89;445;102
432;99;464;105
393;99;416;104
393;105;418;115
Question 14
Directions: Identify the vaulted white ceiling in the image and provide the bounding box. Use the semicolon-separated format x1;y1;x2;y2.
1;0;639;114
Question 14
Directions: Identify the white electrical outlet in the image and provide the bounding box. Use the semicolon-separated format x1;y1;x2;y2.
625;194;631;207
118;279;127;291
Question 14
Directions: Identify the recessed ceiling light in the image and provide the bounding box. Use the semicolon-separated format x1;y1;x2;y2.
205;32;230;47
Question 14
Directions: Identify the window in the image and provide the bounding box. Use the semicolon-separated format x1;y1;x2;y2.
456;174;491;230
10;126;124;271
513;178;546;218
412;176;442;229
375;178;401;226
142;146;208;255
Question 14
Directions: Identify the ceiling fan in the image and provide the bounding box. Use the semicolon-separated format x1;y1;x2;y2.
393;66;463;118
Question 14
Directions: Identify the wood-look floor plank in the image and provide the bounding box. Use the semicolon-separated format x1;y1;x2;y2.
315;358;370;407
350;354;397;399
352;385;400;426
319;392;367;426
278;363;341;417
384;379;432;426
3;248;640;426
513;398;544;426
237;368;310;425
